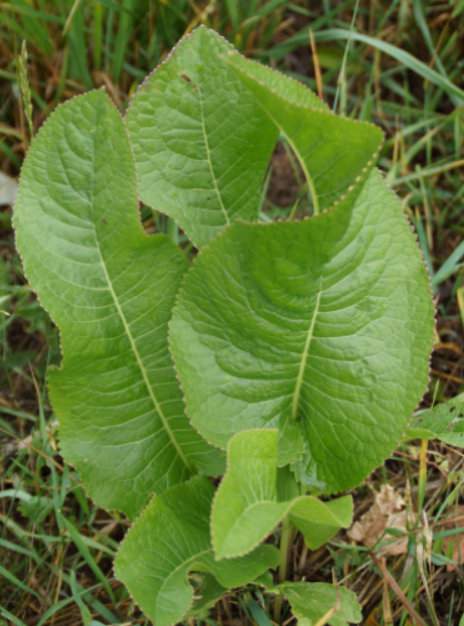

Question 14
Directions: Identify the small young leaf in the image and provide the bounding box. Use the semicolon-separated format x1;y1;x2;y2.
14;91;222;518
114;476;279;626
406;394;464;446
290;495;353;551
170;169;434;494
278;582;362;626
211;429;352;559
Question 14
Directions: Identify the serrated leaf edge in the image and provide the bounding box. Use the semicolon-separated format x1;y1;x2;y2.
168;168;436;493
125;25;384;246
113;476;205;626
13;89;194;517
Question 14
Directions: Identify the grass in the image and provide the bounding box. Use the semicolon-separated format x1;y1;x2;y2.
1;1;464;624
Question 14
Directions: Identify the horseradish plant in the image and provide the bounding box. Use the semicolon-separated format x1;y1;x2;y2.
16;26;449;625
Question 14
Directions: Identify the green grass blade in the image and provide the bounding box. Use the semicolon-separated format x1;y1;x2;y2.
432;240;464;287
0;607;28;626
111;0;135;81
313;28;464;103
0;564;40;599
59;513;114;601
412;0;449;80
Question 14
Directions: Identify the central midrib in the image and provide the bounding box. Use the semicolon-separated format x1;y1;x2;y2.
95;243;192;472
88;100;191;473
291;289;322;419
197;86;230;226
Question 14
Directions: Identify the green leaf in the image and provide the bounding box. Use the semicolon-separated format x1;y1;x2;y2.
278;582;362;626
226;52;384;213
126;26;382;246
406;394;464;446
18;495;53;524
290;494;353;552
114;476;279;626
211;429;352;559
170;169;434;494
224;48;328;112
13;90;222;518
126;26;277;247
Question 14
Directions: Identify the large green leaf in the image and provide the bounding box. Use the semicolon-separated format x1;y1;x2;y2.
126;27;276;247
170;168;434;494
114;476;279;626
406;394;464;446
14;91;222;518
212;429;352;559
277;582;362;626
126;26;382;246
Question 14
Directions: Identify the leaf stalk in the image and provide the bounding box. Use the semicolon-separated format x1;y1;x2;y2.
274;516;294;621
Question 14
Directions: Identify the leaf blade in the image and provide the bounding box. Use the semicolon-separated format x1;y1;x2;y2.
114;476;279;626
212;429;353;559
127;26;381;245
126;26;277;247
14;91;221;517
406;394;464;447
170;169;435;493
226;51;384;212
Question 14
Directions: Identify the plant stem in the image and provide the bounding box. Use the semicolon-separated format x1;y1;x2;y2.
278;516;293;581
274;516;294;621
417;438;428;514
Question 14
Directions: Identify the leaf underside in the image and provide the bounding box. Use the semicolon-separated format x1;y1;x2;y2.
114;476;279;626
14;91;222;518
170;168;435;494
212;429;352;559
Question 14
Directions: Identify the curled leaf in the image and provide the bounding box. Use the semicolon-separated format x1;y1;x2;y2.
115;476;279;626
212;429;352;559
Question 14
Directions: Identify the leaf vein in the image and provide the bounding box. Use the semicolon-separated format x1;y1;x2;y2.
291;288;322;419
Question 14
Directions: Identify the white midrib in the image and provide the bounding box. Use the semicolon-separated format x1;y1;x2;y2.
291;289;322;420
95;244;192;471
197;87;230;226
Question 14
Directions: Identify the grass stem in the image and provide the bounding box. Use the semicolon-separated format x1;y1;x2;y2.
418;439;428;514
